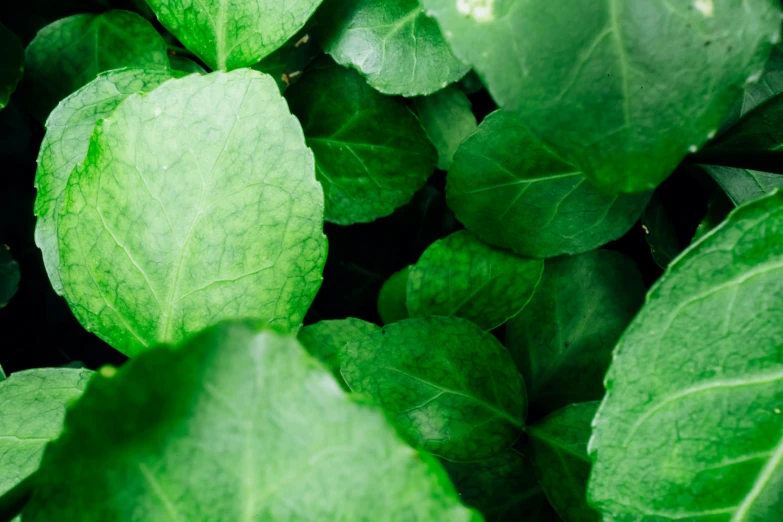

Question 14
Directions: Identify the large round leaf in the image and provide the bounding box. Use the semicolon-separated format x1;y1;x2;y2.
57;70;327;356
22;323;478;521
146;0;323;71
286;61;436;224
422;0;782;192
35;69;177;295
447;111;649;258
341;316;526;461
407;230;543;330
319;0;469;96
590;190;783;520
21;11;169;121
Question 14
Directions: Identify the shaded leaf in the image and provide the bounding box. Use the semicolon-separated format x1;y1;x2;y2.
414;85;477;170
0;23;23;111
377;265;411;325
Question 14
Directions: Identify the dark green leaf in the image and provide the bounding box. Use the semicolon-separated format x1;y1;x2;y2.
0;246;20;308
377;265;411;325
641;191;683;269
727;43;783;124
298;317;380;388
319;0;469;96
252;25;322;92
447;110;650;258
168;55;206;74
407;230;543;331
0;369;91;505
422;0;782;192
21;11;169;121
590;190;783;521
22;322;479;521
444;449;560;522
0;23;23;111
341;316;525;461
702;164;783;206
34;68;176;295
414;86;477;170
506;251;644;414
529;402;600;522
286;62;436;224
145;0;323;71
57;70;327;356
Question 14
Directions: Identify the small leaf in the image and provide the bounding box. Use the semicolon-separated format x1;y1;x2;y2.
641;191;684;269
0;23;23;111
57;70;327;356
168;55;206;75
34;69;176;295
414;86;478;170
422;0;782;192
286;61;436;224
0;246;20;308
506;250;644;414
727;43;783;124
447;110;650;258
21;11;169;121
0;369;91;505
590;190;783;520
22;323;478;521
443;449;560;522
377;265;411;325
528;402;601;522
298;317;380;388
702;165;783;206
319;0;469;96
407;230;543;331
146;0;323;71
341;316;526;461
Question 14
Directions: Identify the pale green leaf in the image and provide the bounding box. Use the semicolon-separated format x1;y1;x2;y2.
414;85;477;170
34;68;176;295
529;402;600;522
22;323;478;521
146;0;323;71
407;230;543;331
590;190;783;521
506;251;643;414
57;70;327;356
21;11;169;121
340;316;525;461
378;265;411;325
422;0;782;192
319;0;469;96
285;61;436;224
447;110;650;258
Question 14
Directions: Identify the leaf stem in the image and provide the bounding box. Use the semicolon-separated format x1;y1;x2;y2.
0;474;34;522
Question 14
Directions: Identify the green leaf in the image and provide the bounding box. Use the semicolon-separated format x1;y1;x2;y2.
22;322;478;522
146;0;323;71
529;402;600;522
340;316;525;461
728;44;783;123
414;86;477;170
0;369;91;507
57;70;327;356
702;165;783;206
590;190;783;521
0;246;20;308
0;23;23;111
443;449;561;522
407;230;543;331
319;0;469;96
377;265;411;325
298;317;380;388
286;61;436;224
34;68;176;296
506;251;644;414
21;11;169;121
641;191;683;269
421;0;782;192
447;110;650;258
